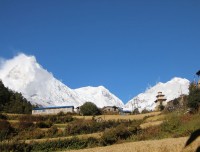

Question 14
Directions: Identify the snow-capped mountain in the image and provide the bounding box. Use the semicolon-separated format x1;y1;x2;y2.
0;54;123;108
75;86;124;108
0;53;190;111
124;77;190;112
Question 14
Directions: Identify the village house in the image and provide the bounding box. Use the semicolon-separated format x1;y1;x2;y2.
32;106;74;115
102;106;122;113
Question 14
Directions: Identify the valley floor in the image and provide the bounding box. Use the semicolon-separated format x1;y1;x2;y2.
67;136;200;152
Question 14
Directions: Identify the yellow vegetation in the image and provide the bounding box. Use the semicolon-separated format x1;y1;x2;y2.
68;136;200;152
74;112;161;120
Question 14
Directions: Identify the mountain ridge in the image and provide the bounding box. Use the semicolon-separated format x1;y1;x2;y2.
0;53;190;111
0;53;123;108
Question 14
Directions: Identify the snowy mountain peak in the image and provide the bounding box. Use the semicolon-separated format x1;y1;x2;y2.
0;54;124;108
124;77;190;112
75;86;124;108
0;54;41;91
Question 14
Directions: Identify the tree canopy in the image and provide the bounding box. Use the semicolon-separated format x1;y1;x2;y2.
187;83;200;111
80;102;101;116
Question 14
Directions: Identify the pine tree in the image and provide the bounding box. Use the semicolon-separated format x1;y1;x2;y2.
0;80;32;114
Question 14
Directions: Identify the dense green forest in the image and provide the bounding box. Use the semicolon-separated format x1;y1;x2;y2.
0;80;32;114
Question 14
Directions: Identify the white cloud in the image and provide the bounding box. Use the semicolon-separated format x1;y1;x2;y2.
0;57;6;69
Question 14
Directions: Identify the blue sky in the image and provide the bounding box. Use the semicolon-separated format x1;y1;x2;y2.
0;0;200;103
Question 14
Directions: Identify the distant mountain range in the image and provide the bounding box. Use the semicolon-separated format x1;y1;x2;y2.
0;54;190;111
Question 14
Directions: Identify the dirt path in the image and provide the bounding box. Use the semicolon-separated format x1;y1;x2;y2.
67;136;200;152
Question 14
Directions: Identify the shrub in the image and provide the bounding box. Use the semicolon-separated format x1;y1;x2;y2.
0;113;7;120
57;111;65;116
0;119;13;141
161;113;181;133
158;105;165;111
18;115;35;130
0;141;31;152
132;126;163;141
100;124;132;146
16;128;45;140
30;128;45;139
101;128;118;145
46;126;58;137
141;109;151;114
80;102;101;116
36;121;52;128
132;108;140;115
187;86;200;111
115;124;132;139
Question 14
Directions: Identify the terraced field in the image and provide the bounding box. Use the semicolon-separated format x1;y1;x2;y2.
74;112;161;120
67;136;200;152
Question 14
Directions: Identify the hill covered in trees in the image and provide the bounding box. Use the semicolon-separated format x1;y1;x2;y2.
0;80;32;114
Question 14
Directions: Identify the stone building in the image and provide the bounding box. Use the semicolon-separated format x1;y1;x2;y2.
102;106;121;113
32;106;74;115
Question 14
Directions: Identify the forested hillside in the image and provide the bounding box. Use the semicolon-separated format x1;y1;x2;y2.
0;80;32;114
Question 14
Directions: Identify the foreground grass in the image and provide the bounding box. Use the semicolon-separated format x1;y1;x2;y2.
67;136;200;152
1;111;199;152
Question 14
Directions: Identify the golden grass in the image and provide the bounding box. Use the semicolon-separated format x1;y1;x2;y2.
54;123;68;128
24;132;102;144
7;120;19;123
144;114;165;122
140;120;163;129
74;112;161;121
68;136;200;152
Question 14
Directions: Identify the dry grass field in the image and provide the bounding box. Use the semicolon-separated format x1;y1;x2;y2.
144;114;165;122
140;120;163;129
24;132;102;144
74;112;161;121
68;136;200;152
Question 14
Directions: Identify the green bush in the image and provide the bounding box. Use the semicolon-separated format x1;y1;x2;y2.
36;121;52;128
0;141;32;152
131;126;164;141
132;108;140;115
0;113;7;120
187;86;200;111
100;124;132;146
46;126;58;137
80;102;101;116
161;113;181;134
101;128;118;145
141;109;151;114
